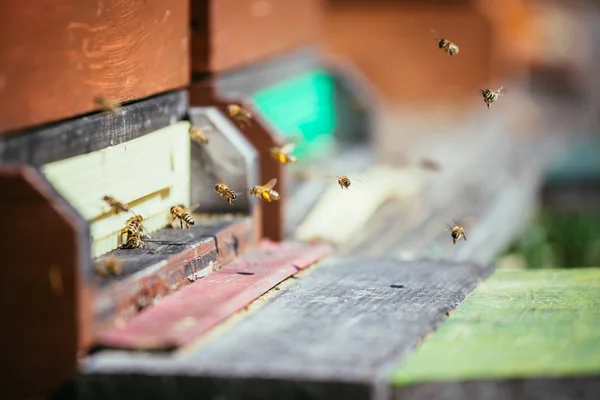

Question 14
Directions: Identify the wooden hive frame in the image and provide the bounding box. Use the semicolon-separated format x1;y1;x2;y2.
0;90;263;398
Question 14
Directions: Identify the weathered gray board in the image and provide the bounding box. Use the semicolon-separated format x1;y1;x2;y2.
78;258;493;400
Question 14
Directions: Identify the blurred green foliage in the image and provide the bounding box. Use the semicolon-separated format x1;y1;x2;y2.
503;211;600;269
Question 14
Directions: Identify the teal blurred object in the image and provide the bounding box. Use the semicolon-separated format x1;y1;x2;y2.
546;135;600;183
252;69;336;161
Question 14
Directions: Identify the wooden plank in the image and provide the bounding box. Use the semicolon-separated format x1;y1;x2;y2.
93;217;254;331
191;0;321;73
80;258;492;399
0;165;91;399
41;121;191;258
95;240;332;350
0;0;189;134
0;90;187;167
390;268;600;399
190;85;286;242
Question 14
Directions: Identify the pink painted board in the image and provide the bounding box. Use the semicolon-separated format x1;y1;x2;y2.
96;240;332;350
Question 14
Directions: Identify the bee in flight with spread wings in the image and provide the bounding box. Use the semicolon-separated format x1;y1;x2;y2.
189;125;209;146
480;87;505;109
447;220;467;245
170;204;200;230
270;143;297;165
430;29;460;56
214;182;238;205
227;104;253;129
249;178;280;202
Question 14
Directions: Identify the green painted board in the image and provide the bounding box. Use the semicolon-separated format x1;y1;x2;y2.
391;268;600;387
252;69;336;161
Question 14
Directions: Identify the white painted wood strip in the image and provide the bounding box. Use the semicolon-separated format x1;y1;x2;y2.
294;166;423;245
42;121;191;258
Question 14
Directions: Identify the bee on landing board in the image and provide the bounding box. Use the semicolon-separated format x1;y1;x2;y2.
480;87;504;109
430;29;460;56
226;104;252;129
94;96;122;114
103;195;130;214
170;204;199;230
123;215;147;237
214;183;238;205
447;220;467;245
189;125;209;145
249;178;280;202
94;256;124;277
270;143;297;165
122;233;146;249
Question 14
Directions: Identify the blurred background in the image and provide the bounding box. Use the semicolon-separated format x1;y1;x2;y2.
264;0;600;268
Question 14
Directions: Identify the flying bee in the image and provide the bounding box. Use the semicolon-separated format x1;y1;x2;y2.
226;104;252;129
337;175;353;190
430;29;459;56
249;178;280;202
189;125;209;145
94;96;122;114
94;256;124;277
420;158;442;172
102;195;130;214
447;220;467;245
214;183;238;205
480;87;504;109
170;204;199;230
122;233;146;249
270;143;297;165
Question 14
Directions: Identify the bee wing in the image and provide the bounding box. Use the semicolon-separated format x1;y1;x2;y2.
280;143;296;154
186;204;201;213
263;178;277;189
430;29;441;40
497;86;505;96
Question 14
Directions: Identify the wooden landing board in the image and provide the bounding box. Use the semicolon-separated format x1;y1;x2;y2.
80;258;493;399
391;268;600;399
95;240;332;350
94;217;253;331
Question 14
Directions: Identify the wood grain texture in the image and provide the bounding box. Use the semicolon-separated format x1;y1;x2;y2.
95;240;332;350
191;0;321;73
94;217;254;331
79;258;493;399
0;165;91;399
391;268;600;399
0;90;187;167
0;0;189;134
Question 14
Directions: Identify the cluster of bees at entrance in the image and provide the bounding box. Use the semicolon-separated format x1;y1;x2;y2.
95;30;481;274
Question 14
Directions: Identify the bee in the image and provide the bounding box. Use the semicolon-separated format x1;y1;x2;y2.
249;178;280;202
270;143;297;165
123;215;144;236
430;29;459;56
447;220;467;245
94;256;124;277
170;204;199;230
480;87;504;109
420;158;441;172
103;195;130;214
94;96;122;114
214;183;238;205
189;125;209;146
226;104;252;129
337;175;352;190
122;233;146;249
